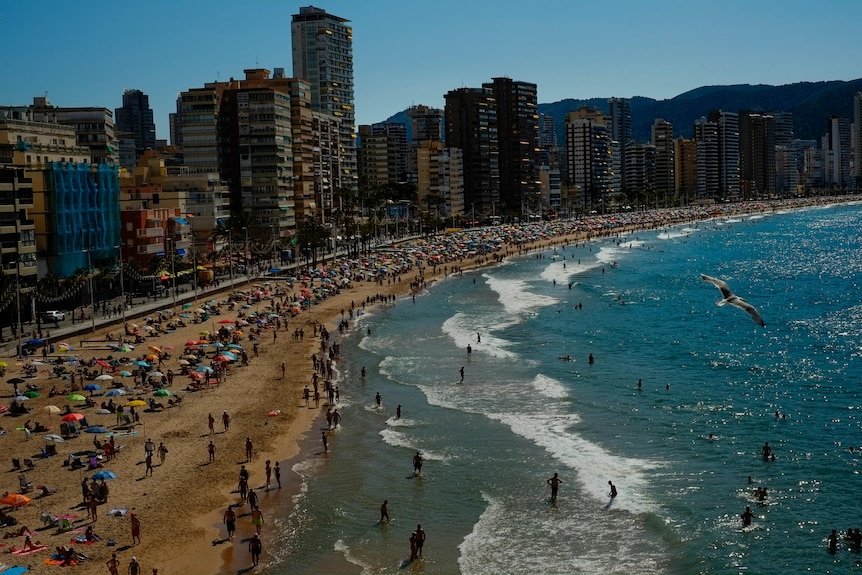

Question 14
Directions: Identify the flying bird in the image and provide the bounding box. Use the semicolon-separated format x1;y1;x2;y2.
701;274;765;327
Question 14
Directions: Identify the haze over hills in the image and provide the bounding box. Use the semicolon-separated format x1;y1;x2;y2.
383;79;862;144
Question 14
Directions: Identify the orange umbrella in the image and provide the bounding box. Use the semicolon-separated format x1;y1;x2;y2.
145;354;159;361
1;493;31;507
148;346;163;354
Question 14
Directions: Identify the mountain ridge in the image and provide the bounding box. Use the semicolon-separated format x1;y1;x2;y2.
383;78;862;144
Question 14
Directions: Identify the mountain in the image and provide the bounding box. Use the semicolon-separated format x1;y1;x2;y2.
383;79;862;144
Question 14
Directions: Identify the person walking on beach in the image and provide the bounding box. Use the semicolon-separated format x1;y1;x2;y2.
396;405;402;420
415;524;426;557
281;361;286;379
375;392;382;408
251;505;264;534
413;451;423;476
130;512;141;545
248;532;262;567
608;481;617;498
247;488;258;510
322;431;328;453
106;553;120;575
459;366;464;383
245;437;253;462
224;505;236;540
409;531;418;561
128;556;141;575
222;411;230;432
144;438;155;458
380;499;389;523
157;442;168;465
208;440;215;463
547;472;562;502
274;462;281;488
145;453;153;477
208;413;215;434
265;460;272;489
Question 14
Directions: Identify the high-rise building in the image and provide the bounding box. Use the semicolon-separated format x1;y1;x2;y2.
651;119;674;204
624;142;656;197
564;108;612;211
408;105;444;143
444;87;498;216
538;113;560;170
674;137;698;204
483;78;541;216
708;110;740;199
358;122;408;188
824;116;852;189
693;117;719;201
169;96;183;149
608;98;632;190
854;92;862;188
28;97;116;166
115;89;157;163
416;141;464;218
739;111;775;197
291;6;357;193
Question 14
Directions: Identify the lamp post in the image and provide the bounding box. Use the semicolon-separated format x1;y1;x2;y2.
14;259;21;359
192;250;198;305
115;244;126;323
227;230;234;285
166;237;177;310
84;248;96;333
243;226;250;287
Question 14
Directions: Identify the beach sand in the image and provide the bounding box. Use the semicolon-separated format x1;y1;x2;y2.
0;197;851;575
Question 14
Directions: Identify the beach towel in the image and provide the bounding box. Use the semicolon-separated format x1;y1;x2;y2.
107;508;128;517
3;567;28;575
11;545;47;556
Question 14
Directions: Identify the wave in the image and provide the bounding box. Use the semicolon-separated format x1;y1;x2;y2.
442;312;517;359
484;275;559;316
532;373;569;399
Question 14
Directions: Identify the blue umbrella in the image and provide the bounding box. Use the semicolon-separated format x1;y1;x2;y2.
227;344;244;350
106;389;126;397
92;470;117;480
25;339;45;347
211;342;225;349
196;366;213;373
84;426;108;433
269;268;281;273
133;361;151;367
220;351;237;361
83;384;101;391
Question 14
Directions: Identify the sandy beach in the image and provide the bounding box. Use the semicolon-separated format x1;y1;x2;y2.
0;196;853;575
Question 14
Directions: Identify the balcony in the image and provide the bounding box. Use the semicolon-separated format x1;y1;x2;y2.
136;243;164;255
136;228;163;238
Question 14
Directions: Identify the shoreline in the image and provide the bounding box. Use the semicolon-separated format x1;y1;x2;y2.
0;195;856;575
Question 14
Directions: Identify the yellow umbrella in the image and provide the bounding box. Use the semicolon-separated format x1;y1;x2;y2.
126;400;147;407
199;330;210;336
43;405;62;414
0;362;7;368
148;346;163;354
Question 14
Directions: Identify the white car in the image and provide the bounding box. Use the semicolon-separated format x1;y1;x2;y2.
42;310;65;321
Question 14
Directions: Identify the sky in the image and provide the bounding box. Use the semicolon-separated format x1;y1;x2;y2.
2;0;861;141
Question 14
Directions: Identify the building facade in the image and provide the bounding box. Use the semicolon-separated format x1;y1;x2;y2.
114;89;157;165
651;119;674;204
739;111;776;197
563;108;612;212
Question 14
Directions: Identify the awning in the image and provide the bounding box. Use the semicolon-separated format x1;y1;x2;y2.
174;217;189;225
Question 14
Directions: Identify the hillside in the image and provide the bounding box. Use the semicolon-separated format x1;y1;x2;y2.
383;79;862;144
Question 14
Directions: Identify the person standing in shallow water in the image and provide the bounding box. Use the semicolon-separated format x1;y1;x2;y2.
547;472;562;502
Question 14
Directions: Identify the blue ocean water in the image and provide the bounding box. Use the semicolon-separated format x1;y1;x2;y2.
270;202;862;575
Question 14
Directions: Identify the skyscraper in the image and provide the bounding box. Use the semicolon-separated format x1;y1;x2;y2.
608;98;632;190
564;108;612;211
739;111;775;197
708;110;740;200
483;78;540;215
291;6;357;193
444;87;498;217
115;89;156;161
651;119;674;204
854;92;862;188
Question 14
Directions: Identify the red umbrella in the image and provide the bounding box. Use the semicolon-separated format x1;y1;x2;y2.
60;413;85;422
95;359;111;369
217;319;235;324
189;372;204;380
213;355;233;363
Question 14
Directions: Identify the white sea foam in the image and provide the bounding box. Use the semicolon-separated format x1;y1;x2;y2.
442;312;516;359
484;275;558;316
657;229;694;240
378;428;448;462
333;539;374;574
532;373;568;399
539;258;600;283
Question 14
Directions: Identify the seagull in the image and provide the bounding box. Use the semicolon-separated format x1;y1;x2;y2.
701;274;765;327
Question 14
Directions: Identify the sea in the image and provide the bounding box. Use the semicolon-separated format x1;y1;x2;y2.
264;201;862;575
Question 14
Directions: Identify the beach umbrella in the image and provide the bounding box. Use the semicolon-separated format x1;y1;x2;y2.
182;354;198;360
182;303;192;309
83;384;101;392
95;408;112;414
0;493;31;507
148;345;163;354
189;372;204;380
0;362;6;368
95;360;112;369
126;400;147;407
217;319;235;324
67;394;86;401
25;339;45;347
84;426;108;434
7;377;26;385
213;355;233;363
178;359;190;366
106;389;126;397
57;342;74;351
148;371;165;378
145;354;159;361
43;434;65;443
61;413;85;422
23;391;39;398
195;366;213;373
199;330;210;336
95;374;114;382
211;342;225;349
153;389;171;397
43;405;61;414
164;345;175;351
133;361;151;368
185;340;199;346
14;395;29;402
119;371;132;377
92;470;117;480
221;351;238;361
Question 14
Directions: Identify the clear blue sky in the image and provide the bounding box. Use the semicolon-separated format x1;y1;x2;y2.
2;1;860;141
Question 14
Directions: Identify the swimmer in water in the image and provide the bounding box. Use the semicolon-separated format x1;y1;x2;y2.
741;506;754;527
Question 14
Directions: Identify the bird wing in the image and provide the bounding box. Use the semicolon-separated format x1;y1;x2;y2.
701;274;735;300
727;297;765;327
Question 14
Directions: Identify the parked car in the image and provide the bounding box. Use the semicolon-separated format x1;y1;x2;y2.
42;310;65;321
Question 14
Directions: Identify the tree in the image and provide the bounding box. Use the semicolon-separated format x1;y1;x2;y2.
295;216;330;268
